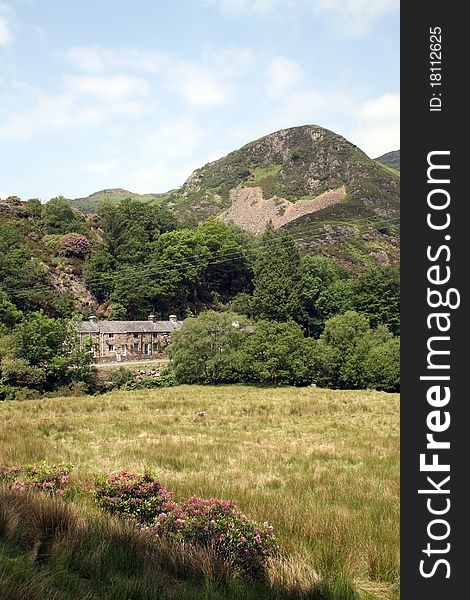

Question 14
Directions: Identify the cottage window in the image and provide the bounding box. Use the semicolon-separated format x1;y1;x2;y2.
108;344;115;352
133;333;139;338
144;343;150;355
108;333;114;339
133;342;139;351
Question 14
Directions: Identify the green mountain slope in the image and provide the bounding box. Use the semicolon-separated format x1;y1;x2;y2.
374;150;400;171
163;125;400;267
69;188;168;214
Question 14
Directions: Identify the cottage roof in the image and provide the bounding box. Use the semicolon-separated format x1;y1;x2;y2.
79;320;181;334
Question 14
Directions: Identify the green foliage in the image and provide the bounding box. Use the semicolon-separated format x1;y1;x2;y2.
95;470;279;580
94;469;174;523
107;302;127;320
25;197;43;218
2;312;95;397
240;320;314;385
0;357;45;389
12;311;65;366
300;256;349;334
0;291;23;331
83;246;115;303
169;311;249;384
154;496;279;579
316;279;355;323
41;196;86;235
351;268;400;334
252;228;302;322
0;460;72;495
363;337;400;392
197;217;254;302
312;311;398;389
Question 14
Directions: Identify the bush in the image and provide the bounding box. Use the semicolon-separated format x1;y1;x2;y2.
94;470;174;524
95;470;279;579
152;496;279;579
0;357;46;389
58;233;92;258
363;337;400;392
0;460;72;495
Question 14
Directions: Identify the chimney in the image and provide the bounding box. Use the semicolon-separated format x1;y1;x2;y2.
148;313;156;322
89;315;98;323
169;314;178;324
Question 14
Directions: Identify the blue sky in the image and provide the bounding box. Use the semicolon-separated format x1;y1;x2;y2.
0;0;399;201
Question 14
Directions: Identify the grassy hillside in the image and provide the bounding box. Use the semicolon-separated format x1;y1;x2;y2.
0;385;399;599
68;188;169;214
374;151;400;172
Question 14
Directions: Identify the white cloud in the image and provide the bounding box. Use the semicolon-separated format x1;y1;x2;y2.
0;2;13;45
164;62;231;108
267;56;303;97
0;74;150;140
64;46;169;73
350;92;399;157
206;0;399;36
66;74;148;102
315;0;399;38
65;46;233;109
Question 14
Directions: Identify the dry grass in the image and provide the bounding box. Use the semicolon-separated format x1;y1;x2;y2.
0;385;399;599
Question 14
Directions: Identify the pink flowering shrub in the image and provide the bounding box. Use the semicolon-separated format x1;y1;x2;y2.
0;461;72;495
94;469;174;524
58;233;91;258
153;496;278;578
94;469;278;579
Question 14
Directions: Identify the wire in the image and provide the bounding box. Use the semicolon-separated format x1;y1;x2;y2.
1;217;400;299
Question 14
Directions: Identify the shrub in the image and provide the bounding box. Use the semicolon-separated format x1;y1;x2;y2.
152;496;279;579
95;469;278;579
0;460;72;495
58;233;92;258
94;470;174;524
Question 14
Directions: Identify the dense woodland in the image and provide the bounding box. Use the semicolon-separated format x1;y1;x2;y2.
0;195;399;399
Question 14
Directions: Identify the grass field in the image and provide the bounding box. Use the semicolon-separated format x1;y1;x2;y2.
0;385;399;599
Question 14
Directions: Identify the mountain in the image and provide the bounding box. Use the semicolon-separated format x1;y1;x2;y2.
162;125;400;267
69;188;166;214
67;125;400;268
374;150;400;171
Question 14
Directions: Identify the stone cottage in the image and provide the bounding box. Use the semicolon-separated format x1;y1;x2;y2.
78;314;182;363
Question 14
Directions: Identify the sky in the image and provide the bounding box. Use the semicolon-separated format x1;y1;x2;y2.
0;0;399;201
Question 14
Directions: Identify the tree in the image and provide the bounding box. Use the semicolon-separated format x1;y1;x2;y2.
10;312;94;392
240;320;314;385
0;291;23;332
42;196;85;235
300;255;349;335
197;218;254;302
97;198;177;265
252;227;302;322
363;337;400;392
351;267;400;335
169;311;249;384
83;246;115;303
107;302;127;320
315;279;354;324
311;311;393;389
